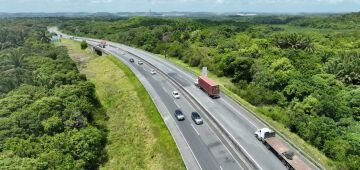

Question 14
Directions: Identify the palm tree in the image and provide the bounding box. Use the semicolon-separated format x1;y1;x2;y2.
36;29;50;43
8;48;25;68
2;48;27;88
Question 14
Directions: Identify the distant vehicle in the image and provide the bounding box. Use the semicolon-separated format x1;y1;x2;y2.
172;91;180;99
138;60;143;65
99;40;107;48
151;69;156;75
194;78;199;86
254;128;310;170
191;112;203;125
174;109;185;121
129;58;134;63
197;76;220;98
69;36;74;40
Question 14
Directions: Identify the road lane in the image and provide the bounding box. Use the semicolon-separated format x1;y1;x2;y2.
51;27;317;170
108;48;244;170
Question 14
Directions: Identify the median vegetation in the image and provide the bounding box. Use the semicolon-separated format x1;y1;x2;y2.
60;14;360;169
60;39;185;170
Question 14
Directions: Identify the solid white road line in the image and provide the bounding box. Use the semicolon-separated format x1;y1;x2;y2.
107;45;204;170
220;98;259;129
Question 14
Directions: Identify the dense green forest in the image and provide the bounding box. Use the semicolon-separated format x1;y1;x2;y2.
60;13;360;169
0;19;107;169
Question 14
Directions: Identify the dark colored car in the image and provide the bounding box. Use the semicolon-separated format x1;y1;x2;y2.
191;112;203;125
129;58;134;63
174;109;185;121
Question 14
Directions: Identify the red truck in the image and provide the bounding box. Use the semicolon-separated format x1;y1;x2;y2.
255;128;311;170
196;76;220;98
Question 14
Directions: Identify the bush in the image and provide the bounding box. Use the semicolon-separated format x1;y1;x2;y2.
231;83;278;106
80;40;88;50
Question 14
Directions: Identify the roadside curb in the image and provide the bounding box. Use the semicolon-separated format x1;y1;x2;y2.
102;45;201;170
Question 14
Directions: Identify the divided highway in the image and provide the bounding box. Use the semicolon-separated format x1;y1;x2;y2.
52;28;319;170
109;48;246;170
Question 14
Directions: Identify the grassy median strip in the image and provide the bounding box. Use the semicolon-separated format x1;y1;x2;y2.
59;39;185;170
156;54;333;169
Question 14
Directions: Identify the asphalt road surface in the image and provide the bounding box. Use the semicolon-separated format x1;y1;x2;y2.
109;48;246;170
51;28;318;170
105;42;318;170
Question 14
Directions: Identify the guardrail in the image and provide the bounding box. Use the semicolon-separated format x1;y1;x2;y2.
106;41;324;170
80;38;322;170
100;43;258;170
221;88;325;170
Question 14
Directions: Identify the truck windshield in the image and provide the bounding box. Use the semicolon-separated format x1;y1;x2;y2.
264;131;276;138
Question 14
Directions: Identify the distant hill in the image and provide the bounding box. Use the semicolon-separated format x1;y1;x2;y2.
1;12;357;18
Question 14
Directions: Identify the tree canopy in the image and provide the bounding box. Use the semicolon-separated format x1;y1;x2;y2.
0;18;106;169
59;13;360;169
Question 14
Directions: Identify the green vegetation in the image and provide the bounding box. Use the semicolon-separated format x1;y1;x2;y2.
60;39;185;170
80;40;88;50
60;13;360;169
0;19;106;169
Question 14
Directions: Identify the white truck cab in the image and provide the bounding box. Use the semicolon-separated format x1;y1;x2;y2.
194;78;198;86
254;128;276;141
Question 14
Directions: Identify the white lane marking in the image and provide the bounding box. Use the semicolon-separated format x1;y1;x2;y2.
195;100;263;169
124;43;259;130
220;99;259;129
172;116;203;170
203;124;243;169
68;36;258;169
191;124;200;136
219;122;263;170
220;166;223;170
174;102;181;109
115;44;256;169
105;46;204;170
177;95;243;168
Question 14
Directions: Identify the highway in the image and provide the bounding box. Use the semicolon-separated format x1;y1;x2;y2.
109;48;246;170
51;28;318;170
107;43;288;170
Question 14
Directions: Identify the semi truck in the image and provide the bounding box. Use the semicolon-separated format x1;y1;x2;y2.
196;76;220;98
254;128;311;170
99;40;107;48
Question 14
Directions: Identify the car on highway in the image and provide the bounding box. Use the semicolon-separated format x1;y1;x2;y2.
151;69;156;75
194;78;198;86
129;58;134;63
174;109;185;121
172;91;180;99
138;60;143;65
191;112;203;125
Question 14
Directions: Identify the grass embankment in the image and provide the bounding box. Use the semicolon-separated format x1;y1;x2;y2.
59;39;185;170
157;54;334;169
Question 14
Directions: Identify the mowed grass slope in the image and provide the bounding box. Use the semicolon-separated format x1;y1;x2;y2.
60;39;185;170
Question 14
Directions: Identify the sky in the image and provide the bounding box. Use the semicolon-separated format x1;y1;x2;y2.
0;0;359;13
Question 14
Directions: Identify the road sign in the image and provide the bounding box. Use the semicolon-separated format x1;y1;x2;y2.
202;67;207;76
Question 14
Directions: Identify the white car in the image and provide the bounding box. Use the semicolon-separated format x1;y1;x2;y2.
151;69;156;75
194;78;198;86
172;91;180;99
138;60;143;65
